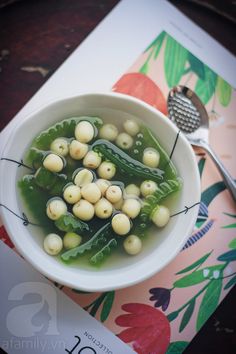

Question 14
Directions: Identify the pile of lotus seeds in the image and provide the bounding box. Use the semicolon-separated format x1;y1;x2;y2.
42;119;170;259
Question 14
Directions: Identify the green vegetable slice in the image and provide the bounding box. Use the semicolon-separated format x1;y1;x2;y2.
26;116;103;164
139;125;178;180
140;179;182;222
27;148;48;169
92;139;164;183
55;213;89;233
131;179;181;236
18;175;56;233
35;166;57;189
90;238;118;265
34;166;68;195
61;222;112;261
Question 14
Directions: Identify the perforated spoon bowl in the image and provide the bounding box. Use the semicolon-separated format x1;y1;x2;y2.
168;85;236;202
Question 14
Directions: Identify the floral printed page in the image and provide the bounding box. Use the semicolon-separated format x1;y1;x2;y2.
1;31;236;354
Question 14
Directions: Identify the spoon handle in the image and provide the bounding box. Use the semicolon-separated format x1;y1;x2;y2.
200;140;236;203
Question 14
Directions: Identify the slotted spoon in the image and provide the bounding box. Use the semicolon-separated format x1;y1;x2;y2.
168;85;236;202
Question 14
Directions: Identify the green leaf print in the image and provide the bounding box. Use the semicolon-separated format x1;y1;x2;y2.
144;31;166;55
72;289;91;294
166;341;189;354
223;223;236;229
179;299;195;332
217;249;236;262
164;35;188;87
198;157;206;178
174;265;223;288
100;291;115;322
201;181;227;207
87;293;107;318
222;213;236;228
222;213;236;229
195;65;217;104
224;212;236;218
167;311;179;322
140;31;166;74
216;76;232;107
84;291;115;322
176;251;212;275
153;31;166;58
196;279;222;331
139;61;149;75
188;53;205;80
224;275;236;290
228;238;236;249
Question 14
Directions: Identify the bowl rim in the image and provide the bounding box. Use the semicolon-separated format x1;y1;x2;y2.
0;91;201;291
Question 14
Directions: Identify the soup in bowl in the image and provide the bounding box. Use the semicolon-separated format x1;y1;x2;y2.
0;92;200;291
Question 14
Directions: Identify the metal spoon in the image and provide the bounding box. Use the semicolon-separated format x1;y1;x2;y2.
168;85;236;202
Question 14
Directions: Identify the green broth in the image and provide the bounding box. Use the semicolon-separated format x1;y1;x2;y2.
18;115;182;269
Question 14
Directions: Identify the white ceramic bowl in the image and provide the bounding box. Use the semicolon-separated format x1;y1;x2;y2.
0;92;201;291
